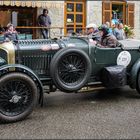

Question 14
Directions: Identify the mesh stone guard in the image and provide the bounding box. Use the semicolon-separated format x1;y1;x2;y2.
17;39;57;47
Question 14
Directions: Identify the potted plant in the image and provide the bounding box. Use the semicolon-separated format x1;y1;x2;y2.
123;25;134;38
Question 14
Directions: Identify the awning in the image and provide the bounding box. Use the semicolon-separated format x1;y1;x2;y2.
0;1;62;8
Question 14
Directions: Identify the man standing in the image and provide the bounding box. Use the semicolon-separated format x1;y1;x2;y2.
38;9;51;39
112;21;120;40
117;23;126;40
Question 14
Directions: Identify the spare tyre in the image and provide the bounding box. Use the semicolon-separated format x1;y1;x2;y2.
50;47;92;92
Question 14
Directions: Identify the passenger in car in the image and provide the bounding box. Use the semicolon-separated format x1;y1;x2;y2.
96;24;120;48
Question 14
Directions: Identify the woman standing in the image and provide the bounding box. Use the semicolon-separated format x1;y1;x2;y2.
4;23;19;42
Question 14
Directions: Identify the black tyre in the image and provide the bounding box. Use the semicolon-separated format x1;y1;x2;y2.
0;72;38;123
136;71;140;94
50;47;92;92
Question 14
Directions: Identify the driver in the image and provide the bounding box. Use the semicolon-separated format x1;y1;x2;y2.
86;23;101;43
96;24;119;48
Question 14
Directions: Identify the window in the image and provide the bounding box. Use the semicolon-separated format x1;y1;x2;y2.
0;6;37;38
112;4;124;23
64;0;86;35
17;9;36;37
102;1;134;27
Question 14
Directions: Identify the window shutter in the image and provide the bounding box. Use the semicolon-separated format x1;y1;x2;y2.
127;3;134;27
102;1;112;24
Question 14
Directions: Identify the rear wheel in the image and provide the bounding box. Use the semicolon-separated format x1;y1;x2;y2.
0;72;38;123
136;71;140;94
50;48;92;92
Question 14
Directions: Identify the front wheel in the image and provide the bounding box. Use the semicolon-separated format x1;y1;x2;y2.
0;72;38;123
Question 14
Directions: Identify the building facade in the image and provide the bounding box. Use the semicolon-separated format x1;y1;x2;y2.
0;0;140;39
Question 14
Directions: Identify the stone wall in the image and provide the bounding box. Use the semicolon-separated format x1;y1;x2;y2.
36;0;140;39
132;1;140;39
86;1;102;27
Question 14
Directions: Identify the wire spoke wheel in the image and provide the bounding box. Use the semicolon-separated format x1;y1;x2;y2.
58;53;86;86
0;72;37;123
50;48;91;92
0;80;32;117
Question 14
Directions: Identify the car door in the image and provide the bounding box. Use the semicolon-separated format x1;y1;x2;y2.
94;46;121;65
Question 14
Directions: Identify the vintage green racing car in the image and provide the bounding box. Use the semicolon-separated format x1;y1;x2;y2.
0;36;140;123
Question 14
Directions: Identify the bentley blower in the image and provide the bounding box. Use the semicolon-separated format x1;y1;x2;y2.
0;37;140;123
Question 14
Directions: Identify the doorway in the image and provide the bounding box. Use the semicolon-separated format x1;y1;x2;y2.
102;1;126;24
102;1;134;27
112;3;124;23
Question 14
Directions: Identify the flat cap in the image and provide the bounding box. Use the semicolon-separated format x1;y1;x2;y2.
86;23;97;29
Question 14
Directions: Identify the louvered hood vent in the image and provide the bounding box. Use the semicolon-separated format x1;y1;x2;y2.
16;39;63;76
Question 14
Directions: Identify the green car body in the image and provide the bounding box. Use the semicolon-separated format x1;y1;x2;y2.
0;36;140;123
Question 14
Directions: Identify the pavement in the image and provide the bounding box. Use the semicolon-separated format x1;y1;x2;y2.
1;86;140;139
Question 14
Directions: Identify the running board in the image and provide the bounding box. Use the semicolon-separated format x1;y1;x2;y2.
77;83;106;93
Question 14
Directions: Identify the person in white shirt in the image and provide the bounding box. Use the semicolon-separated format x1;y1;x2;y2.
118;23;126;40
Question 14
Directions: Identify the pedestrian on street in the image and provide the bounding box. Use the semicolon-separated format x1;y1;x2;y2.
105;21;113;34
118;23;126;40
113;21;122;40
4;23;19;42
38;9;51;39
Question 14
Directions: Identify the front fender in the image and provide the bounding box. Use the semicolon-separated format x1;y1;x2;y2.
129;59;140;89
0;57;6;66
0;64;43;105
